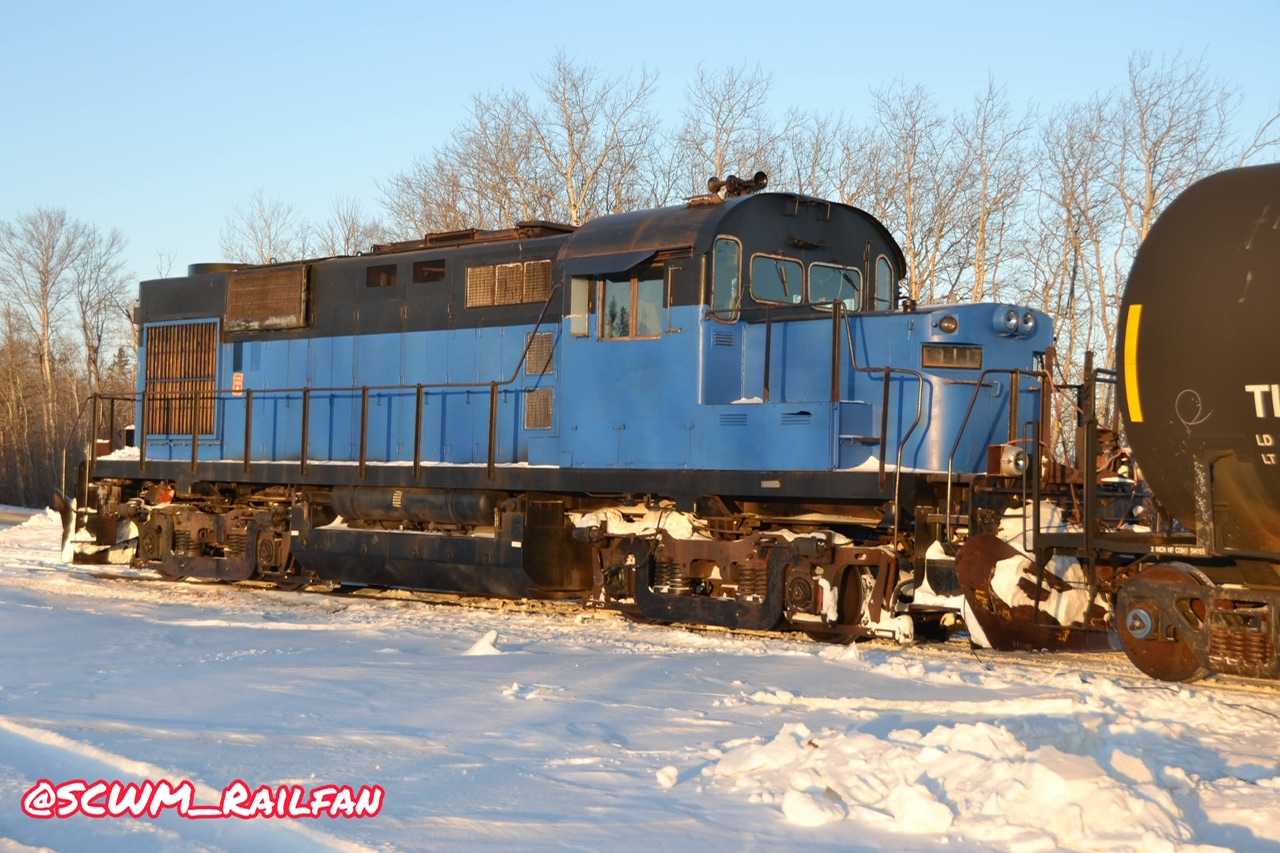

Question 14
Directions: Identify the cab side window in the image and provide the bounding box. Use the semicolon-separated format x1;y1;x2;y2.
711;238;741;320
569;276;591;336
874;255;895;311
599;270;664;339
809;263;861;308
750;255;803;304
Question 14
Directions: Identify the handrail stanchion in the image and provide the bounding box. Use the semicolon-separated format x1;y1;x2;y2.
90;394;100;469
359;387;369;480
763;308;772;402
300;389;310;478
139;391;148;473
190;390;200;474
879;367;891;490
243;389;253;474
413;385;424;477
487;382;499;480
830;301;841;402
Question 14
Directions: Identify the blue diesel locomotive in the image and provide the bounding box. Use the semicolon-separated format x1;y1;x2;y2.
71;177;1053;640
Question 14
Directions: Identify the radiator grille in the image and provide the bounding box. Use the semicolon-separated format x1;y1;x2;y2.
466;265;496;307
466;259;554;307
524;259;552;302
226;265;308;331
144;321;218;435
525;387;553;429
496;263;523;305
526;332;554;374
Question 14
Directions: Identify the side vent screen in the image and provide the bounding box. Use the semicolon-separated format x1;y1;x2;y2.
525;332;554;375
525;387;553;429
144;321;218;435
226;264;309;331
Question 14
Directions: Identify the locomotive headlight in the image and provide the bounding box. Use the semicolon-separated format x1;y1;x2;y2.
1020;311;1037;336
995;307;1020;335
999;443;1028;477
937;314;958;333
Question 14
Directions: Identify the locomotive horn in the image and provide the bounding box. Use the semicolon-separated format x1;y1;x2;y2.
707;171;769;197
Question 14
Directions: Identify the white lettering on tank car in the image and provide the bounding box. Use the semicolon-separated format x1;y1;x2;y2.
1246;384;1280;418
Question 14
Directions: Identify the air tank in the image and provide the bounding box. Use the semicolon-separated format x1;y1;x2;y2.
1118;163;1280;554
330;487;505;527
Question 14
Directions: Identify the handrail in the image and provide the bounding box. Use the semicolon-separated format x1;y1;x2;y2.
704;299;856;324
943;367;1048;542
90;284;565;480
855;365;926;554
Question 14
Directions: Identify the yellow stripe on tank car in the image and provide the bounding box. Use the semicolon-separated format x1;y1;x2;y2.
1124;304;1144;423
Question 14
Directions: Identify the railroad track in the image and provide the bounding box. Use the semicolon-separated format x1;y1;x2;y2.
71;564;1280;697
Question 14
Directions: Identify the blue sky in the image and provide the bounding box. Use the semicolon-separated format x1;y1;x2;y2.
2;0;1277;282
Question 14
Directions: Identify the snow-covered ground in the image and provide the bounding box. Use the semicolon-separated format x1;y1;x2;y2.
2;508;1279;852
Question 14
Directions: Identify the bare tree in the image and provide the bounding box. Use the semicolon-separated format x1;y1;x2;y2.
810;118;888;213
380;88;557;235
1109;52;1238;246
862;81;972;303
381;53;657;232
380;152;476;239
518;52;659;225
774;111;846;198
0;207;90;440
0;305;36;503
457;88;555;226
315;195;388;256
1239;107;1280;165
219;189;310;264
676;63;782;196
1030;97;1121;381
71;227;131;395
953;79;1035;302
155;249;176;278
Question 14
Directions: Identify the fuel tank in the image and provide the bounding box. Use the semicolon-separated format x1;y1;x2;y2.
1118;163;1280;553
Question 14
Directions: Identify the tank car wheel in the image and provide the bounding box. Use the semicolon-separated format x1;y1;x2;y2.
1116;563;1210;682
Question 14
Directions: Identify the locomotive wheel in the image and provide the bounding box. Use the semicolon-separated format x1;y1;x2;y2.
1116;563;1210;682
270;555;312;592
274;572;312;592
154;560;187;582
804;566;865;644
